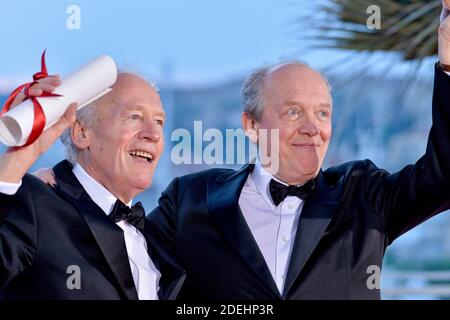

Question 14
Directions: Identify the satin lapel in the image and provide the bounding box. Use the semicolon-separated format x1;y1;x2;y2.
207;164;280;297
53;160;139;300
283;170;341;298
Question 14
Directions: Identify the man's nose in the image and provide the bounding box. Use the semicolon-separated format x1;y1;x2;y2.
299;117;319;136
138;121;161;142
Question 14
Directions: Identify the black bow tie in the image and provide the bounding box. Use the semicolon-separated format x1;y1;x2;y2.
109;200;145;231
269;178;316;206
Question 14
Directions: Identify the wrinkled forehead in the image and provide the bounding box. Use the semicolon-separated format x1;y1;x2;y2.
98;73;163;115
266;63;328;88
263;64;332;103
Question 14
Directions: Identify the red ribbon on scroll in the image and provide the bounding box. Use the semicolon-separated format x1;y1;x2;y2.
0;50;62;147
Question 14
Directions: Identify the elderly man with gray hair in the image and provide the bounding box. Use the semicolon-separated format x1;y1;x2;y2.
19;1;450;300
0;71;184;299
145;3;450;300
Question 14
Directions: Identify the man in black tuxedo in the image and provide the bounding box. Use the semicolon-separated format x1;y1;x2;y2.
0;72;184;299
147;3;450;299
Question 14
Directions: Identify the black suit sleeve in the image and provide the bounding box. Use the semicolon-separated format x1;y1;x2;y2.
0;179;38;289
146;177;180;253
365;64;450;244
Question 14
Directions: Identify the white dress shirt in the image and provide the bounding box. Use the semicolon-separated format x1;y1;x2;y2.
0;164;160;300
238;159;305;294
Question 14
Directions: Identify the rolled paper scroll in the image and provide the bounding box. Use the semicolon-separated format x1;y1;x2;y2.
0;54;117;146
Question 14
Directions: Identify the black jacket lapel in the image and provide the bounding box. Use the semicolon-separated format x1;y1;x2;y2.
52;160;139;300
207;164;280;297
283;170;341;298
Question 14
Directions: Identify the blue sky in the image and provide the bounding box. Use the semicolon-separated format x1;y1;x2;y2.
0;0;343;90
0;1;445;266
1;0;435;93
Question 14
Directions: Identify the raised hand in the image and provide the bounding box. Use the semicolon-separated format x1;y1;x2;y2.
8;75;62;109
32;167;57;187
0;75;77;183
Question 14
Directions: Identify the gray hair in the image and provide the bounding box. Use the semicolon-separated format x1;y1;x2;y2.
60;102;98;166
60;68;159;165
241;60;332;121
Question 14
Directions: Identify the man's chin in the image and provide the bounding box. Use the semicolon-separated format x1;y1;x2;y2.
129;177;153;193
293;165;320;181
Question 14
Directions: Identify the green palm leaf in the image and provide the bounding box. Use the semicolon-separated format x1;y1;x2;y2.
314;0;440;61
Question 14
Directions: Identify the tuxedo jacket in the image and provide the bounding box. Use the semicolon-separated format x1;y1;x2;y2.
0;160;185;300
147;64;450;300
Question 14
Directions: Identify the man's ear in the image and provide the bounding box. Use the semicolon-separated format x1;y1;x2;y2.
242;112;258;144
70;120;91;150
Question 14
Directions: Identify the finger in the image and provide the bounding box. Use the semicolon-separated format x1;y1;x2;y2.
27;88;43;97
32;168;47;179
46;172;57;187
35;103;78;154
27;82;57;96
32;168;57;186
30;103;77;158
47;103;78;138
26;75;62;97
38;75;61;87
5;75;62;110
58;103;78;129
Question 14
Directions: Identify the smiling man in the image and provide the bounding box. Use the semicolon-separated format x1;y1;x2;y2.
243;63;333;185
0;72;184;299
146;2;450;299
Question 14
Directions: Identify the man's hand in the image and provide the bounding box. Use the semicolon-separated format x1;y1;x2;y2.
9;75;61;108
439;0;450;65
32;167;57;187
0;76;77;183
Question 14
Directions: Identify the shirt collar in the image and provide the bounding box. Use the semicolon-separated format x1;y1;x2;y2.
72;163;132;215
251;158;289;209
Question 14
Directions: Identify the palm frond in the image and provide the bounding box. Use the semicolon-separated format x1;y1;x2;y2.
314;0;440;61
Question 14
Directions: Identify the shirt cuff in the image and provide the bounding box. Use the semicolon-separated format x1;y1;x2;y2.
0;180;22;195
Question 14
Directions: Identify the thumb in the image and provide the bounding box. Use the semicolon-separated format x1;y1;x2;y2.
52;103;78;136
40;103;78;146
